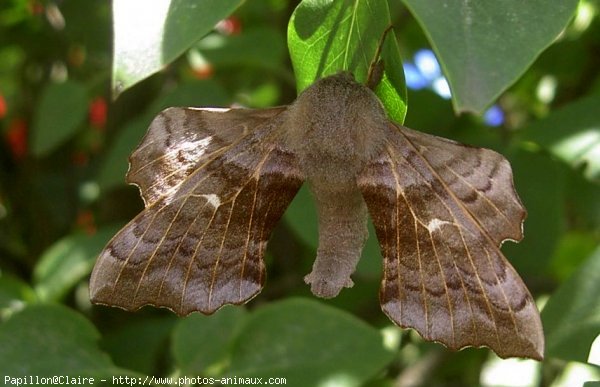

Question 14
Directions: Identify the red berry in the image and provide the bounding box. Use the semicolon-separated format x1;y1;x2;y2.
216;17;242;35
89;97;107;130
6;118;28;160
0;94;7;119
192;63;214;80
76;210;97;235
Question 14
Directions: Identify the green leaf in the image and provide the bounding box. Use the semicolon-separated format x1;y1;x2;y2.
97;80;229;191
288;0;407;123
31;80;88;156
402;0;579;113
196;27;287;71
0;273;36;314
227;298;394;386
565;169;600;229
97;118;148;192
33;225;122;302
172;306;246;375
542;246;600;363
102;316;176;375
522;92;600;183
0;304;124;377
284;185;381;277
112;0;243;95
284;185;318;251
373;30;408;123
358;221;383;277
549;231;599;282
501;149;565;276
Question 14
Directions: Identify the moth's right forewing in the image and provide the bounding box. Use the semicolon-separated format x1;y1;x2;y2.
90;107;305;316
127;107;287;206
357;123;543;360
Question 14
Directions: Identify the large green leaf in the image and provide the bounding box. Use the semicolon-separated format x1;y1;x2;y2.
31;80;88;156
102;316;177;375
172;306;246;375
112;0;243;95
522;92;600;183
288;0;407;123
33;225;122;302
501;149;565;276
402;0;578;113
0;304;126;377
542;246;600;363
0;273;36;315
196;27;287;71
227;298;394;386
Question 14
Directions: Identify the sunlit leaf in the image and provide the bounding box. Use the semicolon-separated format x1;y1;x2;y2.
542;246;600;363
33;226;122;302
402;0;579;113
522;92;600;183
112;0;243;95
288;0;407;123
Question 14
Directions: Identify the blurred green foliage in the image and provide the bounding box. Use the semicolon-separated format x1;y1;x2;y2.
1;0;599;386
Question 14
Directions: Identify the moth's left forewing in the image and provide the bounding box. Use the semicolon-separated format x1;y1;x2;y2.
357;122;543;360
127;107;287;206
90;107;305;315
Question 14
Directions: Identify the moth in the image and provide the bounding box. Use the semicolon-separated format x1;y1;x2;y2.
90;72;544;360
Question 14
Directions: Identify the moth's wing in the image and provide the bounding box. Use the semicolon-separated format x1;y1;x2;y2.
90;107;304;315
127;106;287;206
357;124;544;360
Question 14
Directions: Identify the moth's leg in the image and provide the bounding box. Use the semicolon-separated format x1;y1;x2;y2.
304;184;369;298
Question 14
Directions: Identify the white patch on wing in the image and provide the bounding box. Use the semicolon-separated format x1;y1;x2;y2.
188;107;231;113
150;134;215;206
178;136;212;160
200;194;221;209
427;218;453;232
157;136;213;201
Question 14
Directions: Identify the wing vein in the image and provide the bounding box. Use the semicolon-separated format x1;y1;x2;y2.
388;139;502;346
428;227;456;347
445;165;515;230
157;201;207;298
133;195;189;301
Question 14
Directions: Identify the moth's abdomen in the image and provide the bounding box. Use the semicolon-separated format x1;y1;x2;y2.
304;181;369;298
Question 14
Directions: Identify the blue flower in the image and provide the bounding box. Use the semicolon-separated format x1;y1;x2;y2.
432;77;451;99
414;49;441;82
403;63;429;90
483;105;505;126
